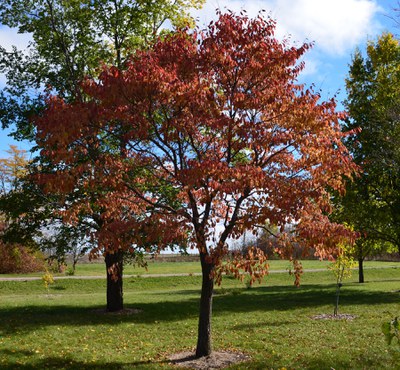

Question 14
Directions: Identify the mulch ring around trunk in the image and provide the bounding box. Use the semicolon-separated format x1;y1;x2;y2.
91;307;142;315
311;313;358;320
169;350;250;369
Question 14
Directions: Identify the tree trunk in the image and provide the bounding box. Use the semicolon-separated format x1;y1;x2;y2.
195;252;214;358
358;257;364;283
334;283;341;316
105;250;124;312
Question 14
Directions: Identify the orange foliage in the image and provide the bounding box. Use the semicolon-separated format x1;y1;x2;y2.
34;12;358;282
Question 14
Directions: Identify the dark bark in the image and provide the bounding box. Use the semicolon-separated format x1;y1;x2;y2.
358;257;364;283
195;252;214;358
105;250;124;312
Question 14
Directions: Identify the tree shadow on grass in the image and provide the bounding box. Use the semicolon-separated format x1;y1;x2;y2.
1;287;398;370
0;285;398;337
0;348;169;370
213;283;399;313
247;355;396;370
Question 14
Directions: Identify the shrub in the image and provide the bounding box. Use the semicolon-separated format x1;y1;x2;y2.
0;240;45;273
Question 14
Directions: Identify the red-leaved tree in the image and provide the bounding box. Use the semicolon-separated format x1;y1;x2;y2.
34;12;358;357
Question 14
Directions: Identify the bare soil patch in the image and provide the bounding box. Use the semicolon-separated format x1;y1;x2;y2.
311;313;357;320
169;350;249;369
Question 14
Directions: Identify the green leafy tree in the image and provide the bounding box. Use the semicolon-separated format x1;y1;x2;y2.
0;0;205;138
336;33;400;282
0;0;205;311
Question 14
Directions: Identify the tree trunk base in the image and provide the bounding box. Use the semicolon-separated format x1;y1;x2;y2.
105;250;124;312
195;253;214;358
358;258;364;283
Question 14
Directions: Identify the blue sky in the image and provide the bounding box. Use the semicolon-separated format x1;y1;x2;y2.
0;0;398;158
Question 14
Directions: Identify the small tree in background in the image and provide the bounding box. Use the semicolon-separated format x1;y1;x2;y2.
329;240;357;316
382;316;400;363
0;145;28;194
383;317;400;346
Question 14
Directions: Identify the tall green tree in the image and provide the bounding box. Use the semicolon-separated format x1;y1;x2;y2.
0;0;204;311
0;0;204;139
337;33;400;282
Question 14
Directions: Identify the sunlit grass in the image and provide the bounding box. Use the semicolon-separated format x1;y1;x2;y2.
1;259;398;279
0;267;399;369
70;258;400;276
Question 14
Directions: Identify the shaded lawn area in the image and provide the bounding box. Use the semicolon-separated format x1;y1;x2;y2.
0;269;399;369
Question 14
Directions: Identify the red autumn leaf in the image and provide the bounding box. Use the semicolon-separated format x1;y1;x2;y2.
34;11;358;357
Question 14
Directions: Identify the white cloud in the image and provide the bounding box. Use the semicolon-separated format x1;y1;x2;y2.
272;0;382;55
192;0;382;55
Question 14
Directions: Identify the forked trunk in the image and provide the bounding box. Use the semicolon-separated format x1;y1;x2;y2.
195;252;214;358
105;250;124;312
358;257;364;283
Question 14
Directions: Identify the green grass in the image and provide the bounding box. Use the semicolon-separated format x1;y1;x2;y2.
1;259;398;278
51;259;400;276
0;266;399;369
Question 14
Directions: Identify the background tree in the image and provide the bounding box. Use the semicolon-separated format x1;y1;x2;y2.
328;239;357;316
0;227;44;274
0;149;96;280
0;145;44;273
34;13;357;357
0;145;28;194
335;33;400;282
0;0;205;311
0;145;86;273
0;145;31;245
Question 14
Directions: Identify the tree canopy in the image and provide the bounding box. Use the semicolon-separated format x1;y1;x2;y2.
0;0;205;139
337;33;400;261
34;12;358;357
0;0;205;312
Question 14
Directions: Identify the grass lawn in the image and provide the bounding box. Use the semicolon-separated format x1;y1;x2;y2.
0;265;399;369
1;259;399;278
69;258;400;277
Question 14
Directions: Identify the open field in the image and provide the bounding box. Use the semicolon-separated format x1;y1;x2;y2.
1;259;399;278
0;262;399;369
